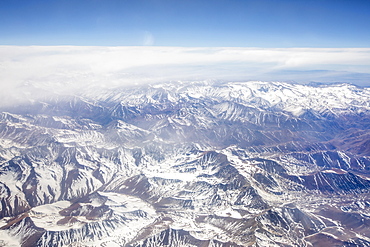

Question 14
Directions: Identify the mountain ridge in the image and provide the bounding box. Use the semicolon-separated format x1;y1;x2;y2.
1;80;370;246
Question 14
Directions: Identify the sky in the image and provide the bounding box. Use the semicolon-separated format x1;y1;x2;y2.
1;0;370;47
0;0;370;101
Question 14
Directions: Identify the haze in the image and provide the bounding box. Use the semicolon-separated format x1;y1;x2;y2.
1;0;370;105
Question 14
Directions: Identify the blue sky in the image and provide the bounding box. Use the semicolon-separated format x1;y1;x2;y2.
1;1;370;90
1;0;370;47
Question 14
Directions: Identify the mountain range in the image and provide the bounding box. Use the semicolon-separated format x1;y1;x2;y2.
0;80;370;246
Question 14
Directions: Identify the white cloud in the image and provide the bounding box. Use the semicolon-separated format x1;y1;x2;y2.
0;46;369;106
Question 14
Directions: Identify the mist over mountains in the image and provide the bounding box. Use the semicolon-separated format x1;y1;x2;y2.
0;80;370;246
2;0;370;244
1;46;370;107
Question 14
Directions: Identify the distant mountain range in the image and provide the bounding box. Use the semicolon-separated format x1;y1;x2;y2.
1;81;370;246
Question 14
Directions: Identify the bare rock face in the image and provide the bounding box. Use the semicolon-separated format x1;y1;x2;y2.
1;81;370;246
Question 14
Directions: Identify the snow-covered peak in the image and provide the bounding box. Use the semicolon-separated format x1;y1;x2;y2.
81;81;370;118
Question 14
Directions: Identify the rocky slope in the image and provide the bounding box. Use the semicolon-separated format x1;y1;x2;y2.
0;81;370;246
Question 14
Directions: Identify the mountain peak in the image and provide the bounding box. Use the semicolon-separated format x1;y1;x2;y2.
1;81;370;246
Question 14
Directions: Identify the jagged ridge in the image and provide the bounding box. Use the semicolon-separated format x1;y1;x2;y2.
0;81;370;246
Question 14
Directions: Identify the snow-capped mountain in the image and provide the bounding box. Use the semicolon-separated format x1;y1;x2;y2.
1;81;370;246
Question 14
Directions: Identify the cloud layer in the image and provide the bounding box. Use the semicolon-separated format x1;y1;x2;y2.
0;46;370;106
